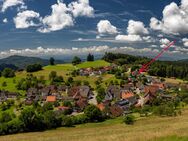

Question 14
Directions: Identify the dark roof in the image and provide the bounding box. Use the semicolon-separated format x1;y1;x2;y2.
107;85;121;99
110;105;124;117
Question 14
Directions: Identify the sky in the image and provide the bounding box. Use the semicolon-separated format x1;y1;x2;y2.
0;0;188;60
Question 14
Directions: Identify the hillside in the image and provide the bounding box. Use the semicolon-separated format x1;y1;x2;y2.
0;108;188;141
0;55;64;69
0;60;115;92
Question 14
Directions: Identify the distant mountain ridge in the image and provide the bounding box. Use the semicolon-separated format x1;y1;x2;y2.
0;55;64;70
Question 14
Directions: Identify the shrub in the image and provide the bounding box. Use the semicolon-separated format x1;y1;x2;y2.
72;56;81;65
26;64;42;72
123;114;135;125
2;68;15;78
2;81;7;87
61;116;73;127
71;114;88;125
153;103;176;117
84;105;103;122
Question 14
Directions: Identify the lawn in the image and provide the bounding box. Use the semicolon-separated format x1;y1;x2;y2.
76;60;110;69
0;109;188;141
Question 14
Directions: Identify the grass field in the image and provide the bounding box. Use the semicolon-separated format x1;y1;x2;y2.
76;60;110;69
0;108;188;141
0;60;114;91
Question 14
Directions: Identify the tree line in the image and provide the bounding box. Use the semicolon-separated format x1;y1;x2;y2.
103;53;188;80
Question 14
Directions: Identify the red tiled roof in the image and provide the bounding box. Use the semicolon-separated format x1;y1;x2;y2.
97;103;105;111
121;91;134;99
58;106;69;110
46;96;56;102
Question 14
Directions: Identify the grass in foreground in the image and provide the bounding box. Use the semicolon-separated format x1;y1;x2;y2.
0;109;188;141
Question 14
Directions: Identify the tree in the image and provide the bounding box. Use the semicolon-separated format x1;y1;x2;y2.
123;114;135;125
2;68;15;78
72;56;81;65
2;81;7;87
19;107;37;131
96;87;106;103
26;64;42;72
49;71;57;81
84;105;103;122
43;111;60;129
49;57;55;65
87;53;94;61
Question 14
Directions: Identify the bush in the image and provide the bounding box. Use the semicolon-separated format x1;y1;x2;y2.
26;64;42;72
61;116;73;127
71;114;88;125
153;103;177;117
72;56;81;65
123;114;135;125
2;68;15;78
2;81;7;87
43;111;61;129
96;87;106;103
84;105;103;122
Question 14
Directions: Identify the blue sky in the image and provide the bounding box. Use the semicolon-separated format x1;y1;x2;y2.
0;0;188;60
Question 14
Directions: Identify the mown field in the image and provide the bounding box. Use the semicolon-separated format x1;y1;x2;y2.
0;60;115;92
0;108;188;141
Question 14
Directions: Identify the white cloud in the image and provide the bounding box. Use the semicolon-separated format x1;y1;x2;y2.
68;0;94;17
97;20;118;35
150;0;188;35
3;18;8;23
127;20;149;35
14;10;41;29
160;38;170;45
38;1;74;33
115;34;142;42
1;0;25;12
143;36;155;43
182;38;188;47
1;45;187;59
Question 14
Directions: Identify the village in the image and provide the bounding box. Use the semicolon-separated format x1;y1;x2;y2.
0;65;179;118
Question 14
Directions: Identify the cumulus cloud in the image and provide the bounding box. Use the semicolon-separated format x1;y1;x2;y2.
68;0;94;17
97;20;118;35
38;0;94;33
115;34;142;42
38;1;73;33
14;10;41;29
3;18;8;23
160;38;170;45
143;36;155;43
150;0;188;35
1;0;25;12
114;19;152;43
182;38;188;47
127;20;149;35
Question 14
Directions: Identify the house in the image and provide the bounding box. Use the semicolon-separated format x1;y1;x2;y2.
76;98;88;111
0;91;7;102
106;85;121;100
109;105;124;117
27;88;39;101
121;91;134;100
97;103;105;111
122;83;134;91
79;86;93;99
58;106;70;111
144;85;161;103
68;86;93;100
6;92;18;99
46;95;56;102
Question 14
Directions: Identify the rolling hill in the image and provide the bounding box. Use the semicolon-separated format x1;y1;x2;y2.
0;55;64;69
